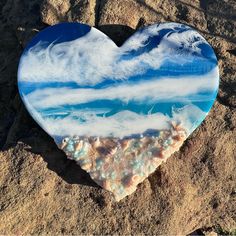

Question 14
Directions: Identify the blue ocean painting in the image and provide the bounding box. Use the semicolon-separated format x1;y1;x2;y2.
17;22;219;200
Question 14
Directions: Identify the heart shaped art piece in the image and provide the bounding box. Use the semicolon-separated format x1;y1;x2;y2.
18;22;219;201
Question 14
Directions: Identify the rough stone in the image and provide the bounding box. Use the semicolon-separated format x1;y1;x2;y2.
0;0;235;234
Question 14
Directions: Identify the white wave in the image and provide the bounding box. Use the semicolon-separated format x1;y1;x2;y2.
121;22;205;57
164;29;205;54
121;22;186;51
18;23;211;86
25;67;219;109
22;94;206;138
44;108;112;118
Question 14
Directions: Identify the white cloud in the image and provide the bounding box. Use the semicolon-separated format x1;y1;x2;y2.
18;23;212;86
25;67;219;109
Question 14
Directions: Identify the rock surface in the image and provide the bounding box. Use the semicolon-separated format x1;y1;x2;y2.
0;0;235;234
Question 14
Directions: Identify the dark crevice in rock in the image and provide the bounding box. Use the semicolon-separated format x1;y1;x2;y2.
199;0;208;12
89;192;107;208
217;95;236;109
136;17;146;29
188;228;204;235
210;198;219;209
176;3;189;21
227;48;236;57
95;0;103;27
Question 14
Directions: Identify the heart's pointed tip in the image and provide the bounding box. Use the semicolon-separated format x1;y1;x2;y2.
113;186;138;202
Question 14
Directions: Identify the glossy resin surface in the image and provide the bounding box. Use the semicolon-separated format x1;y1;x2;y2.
18;22;219;200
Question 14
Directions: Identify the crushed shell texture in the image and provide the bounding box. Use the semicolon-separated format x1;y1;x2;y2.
60;122;187;201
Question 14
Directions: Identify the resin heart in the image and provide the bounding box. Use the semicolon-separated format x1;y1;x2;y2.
18;22;219;201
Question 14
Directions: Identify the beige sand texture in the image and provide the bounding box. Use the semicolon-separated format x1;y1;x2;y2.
0;0;236;234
